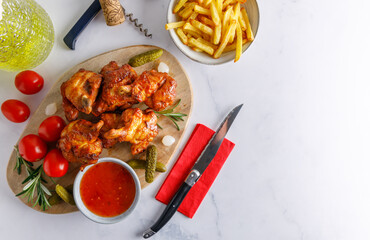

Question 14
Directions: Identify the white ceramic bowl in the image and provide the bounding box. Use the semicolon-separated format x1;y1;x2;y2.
167;0;260;65
73;157;141;224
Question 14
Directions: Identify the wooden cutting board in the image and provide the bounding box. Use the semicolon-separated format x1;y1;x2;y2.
6;45;193;214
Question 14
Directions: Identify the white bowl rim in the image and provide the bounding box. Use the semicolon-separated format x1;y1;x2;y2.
167;0;260;65
73;157;141;224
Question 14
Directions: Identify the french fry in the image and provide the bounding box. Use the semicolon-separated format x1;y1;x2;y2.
222;0;236;10
183;2;195;7
228;9;236;43
222;6;232;36
200;16;215;27
179;2;196;19
184;29;203;39
192;47;204;53
210;2;221;26
203;33;212;41
176;28;189;45
188;12;198;20
216;0;223;16
241;7;254;41
238;13;247;31
178;7;187;17
165;21;186;30
234;22;242;62
194;5;211;16
213;24;221;45
214;20;236;58
203;0;212;7
183;22;203;35
224;38;247;52
189;38;214;55
182;9;194;19
173;0;188;13
229;3;240;43
233;2;241;20
197;37;218;49
190;19;214;35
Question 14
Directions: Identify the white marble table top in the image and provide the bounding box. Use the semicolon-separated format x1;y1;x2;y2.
1;0;370;239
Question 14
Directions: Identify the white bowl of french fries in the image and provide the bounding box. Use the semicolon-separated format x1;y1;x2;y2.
166;0;259;64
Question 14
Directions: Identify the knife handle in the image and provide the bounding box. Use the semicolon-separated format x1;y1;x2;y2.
143;182;191;238
143;170;200;238
63;0;101;50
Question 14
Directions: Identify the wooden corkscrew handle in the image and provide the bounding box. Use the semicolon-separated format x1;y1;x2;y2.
99;0;125;26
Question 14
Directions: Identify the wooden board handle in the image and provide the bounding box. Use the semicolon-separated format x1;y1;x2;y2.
99;0;125;26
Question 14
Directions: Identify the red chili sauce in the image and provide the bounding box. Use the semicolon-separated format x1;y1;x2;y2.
80;162;136;217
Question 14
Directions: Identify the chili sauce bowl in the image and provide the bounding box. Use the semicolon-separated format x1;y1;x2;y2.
73;157;141;224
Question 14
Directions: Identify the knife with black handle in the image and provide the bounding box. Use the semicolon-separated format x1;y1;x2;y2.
143;104;243;239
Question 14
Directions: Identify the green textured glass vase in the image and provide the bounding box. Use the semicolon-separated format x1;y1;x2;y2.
0;0;54;71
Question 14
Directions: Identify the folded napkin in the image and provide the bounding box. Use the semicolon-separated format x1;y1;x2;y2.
155;124;235;218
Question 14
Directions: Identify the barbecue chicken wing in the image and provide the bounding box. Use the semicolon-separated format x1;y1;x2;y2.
92;62;138;116
132;70;177;111
99;113;121;148
61;69;102;121
144;75;177;111
57;119;104;166
132;70;169;102
101;108;158;155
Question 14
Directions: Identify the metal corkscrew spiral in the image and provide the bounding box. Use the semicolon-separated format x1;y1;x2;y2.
122;7;152;38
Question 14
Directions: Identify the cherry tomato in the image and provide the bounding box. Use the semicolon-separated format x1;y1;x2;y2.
38;116;66;142
1;99;30;123
43;149;69;178
15;70;44;95
18;134;47;162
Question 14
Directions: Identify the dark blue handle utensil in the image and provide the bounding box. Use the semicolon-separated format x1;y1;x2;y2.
63;0;101;50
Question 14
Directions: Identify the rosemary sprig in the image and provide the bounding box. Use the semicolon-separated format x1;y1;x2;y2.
13;146;51;211
16;164;51;211
14;146;33;175
154;99;187;131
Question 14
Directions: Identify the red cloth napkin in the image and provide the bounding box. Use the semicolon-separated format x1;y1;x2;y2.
155;124;235;218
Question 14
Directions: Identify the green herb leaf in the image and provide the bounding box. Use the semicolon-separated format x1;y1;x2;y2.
154;99;187;131
13;146;33;175
16;163;51;211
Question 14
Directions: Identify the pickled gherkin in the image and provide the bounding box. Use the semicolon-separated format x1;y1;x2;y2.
48;184;74;206
48;193;61;206
128;49;163;67
145;145;157;183
55;184;75;205
127;159;166;172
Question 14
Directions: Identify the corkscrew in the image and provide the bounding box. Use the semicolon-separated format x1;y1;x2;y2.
124;10;152;38
63;0;152;50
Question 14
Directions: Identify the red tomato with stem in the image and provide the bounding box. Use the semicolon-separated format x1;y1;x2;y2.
1;99;30;123
15;70;44;95
38;116;66;142
18;134;47;162
43;149;69;177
